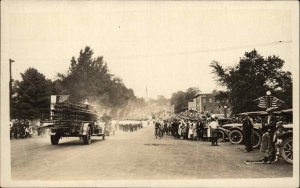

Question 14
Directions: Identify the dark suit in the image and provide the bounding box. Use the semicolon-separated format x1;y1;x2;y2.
242;117;253;152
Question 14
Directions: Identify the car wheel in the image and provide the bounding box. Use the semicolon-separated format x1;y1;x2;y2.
252;130;261;149
51;135;60;145
217;130;225;142
229;130;243;144
280;136;293;164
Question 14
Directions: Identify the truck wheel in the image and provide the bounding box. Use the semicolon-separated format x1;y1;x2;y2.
51;135;60;145
280;136;293;164
229;130;243;144
217;130;225;142
83;127;92;145
252;130;261;149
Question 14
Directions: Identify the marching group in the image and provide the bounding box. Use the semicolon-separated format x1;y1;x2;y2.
117;120;144;132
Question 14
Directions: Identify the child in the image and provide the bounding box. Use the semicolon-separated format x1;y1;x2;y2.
273;121;285;163
259;129;273;163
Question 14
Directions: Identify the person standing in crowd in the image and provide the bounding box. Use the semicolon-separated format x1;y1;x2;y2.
259;129;273;163
192;120;197;141
175;120;180;139
188;121;193;140
193;120;198;141
154;120;161;137
184;120;189;139
13;120;19;139
206;117;211;142
257;107;278;163
200;119;205;141
208;117;219;146
25;122;30;138
242;114;254;152
196;120;201;141
180;119;186;139
264;107;278;161
178;120;182;139
163;120;168;136
28;123;33;138
273;121;285;163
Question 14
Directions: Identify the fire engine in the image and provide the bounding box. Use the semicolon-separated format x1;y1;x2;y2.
41;96;106;145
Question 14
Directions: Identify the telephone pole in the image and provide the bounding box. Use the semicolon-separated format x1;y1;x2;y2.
9;59;15;120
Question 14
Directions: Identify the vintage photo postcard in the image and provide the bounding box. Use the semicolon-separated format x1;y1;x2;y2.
1;1;299;187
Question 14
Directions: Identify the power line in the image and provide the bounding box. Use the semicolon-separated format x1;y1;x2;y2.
108;40;292;59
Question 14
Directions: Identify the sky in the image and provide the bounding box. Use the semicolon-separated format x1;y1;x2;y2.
2;1;298;99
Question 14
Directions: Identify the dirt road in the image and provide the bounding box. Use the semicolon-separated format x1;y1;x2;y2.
11;125;292;180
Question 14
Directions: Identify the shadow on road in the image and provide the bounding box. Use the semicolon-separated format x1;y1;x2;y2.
53;137;105;146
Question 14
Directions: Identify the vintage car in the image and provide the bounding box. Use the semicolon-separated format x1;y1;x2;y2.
224;109;293;163
224;111;268;149
274;109;293;164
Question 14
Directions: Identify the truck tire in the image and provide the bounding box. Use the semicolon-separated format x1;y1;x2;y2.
83;127;92;145
280;136;293;164
51;135;60;145
229;129;243;144
252;130;262;149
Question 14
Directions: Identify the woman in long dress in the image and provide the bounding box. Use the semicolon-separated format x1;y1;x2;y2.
178;121;182;138
193;121;197;140
188;122;193;140
207;118;211;141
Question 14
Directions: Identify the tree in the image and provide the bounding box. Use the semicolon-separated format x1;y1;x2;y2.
170;87;199;113
156;95;169;106
58;47;113;103
210;49;292;114
13;68;53;120
58;46;137;118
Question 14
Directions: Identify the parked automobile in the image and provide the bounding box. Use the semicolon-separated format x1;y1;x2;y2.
274;109;293;164
225;111;268;149
225;109;293;159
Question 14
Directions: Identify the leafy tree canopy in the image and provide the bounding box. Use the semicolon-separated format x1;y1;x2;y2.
57;46;137;117
12;68;53;120
210;49;292;114
170;87;199;114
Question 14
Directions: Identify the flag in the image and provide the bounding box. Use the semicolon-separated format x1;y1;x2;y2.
258;96;267;108
57;95;70;103
254;96;284;109
271;96;284;107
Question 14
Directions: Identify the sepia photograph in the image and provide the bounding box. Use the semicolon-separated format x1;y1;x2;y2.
1;1;299;187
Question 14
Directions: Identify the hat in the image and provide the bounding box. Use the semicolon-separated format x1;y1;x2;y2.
266;107;278;113
276;121;283;128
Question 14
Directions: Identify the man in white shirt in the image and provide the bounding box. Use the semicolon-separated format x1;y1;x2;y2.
208;117;219;146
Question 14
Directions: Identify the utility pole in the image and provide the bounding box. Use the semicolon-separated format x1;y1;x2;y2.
9;59;15;120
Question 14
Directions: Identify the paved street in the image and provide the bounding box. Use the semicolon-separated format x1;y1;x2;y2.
11;125;292;180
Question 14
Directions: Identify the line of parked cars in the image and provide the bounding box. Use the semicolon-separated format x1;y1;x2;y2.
215;109;293;164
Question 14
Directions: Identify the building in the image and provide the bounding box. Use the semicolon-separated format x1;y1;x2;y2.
188;101;196;111
193;93;221;114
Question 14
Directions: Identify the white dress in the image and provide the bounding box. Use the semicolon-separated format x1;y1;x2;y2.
207;123;211;137
188;124;193;138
